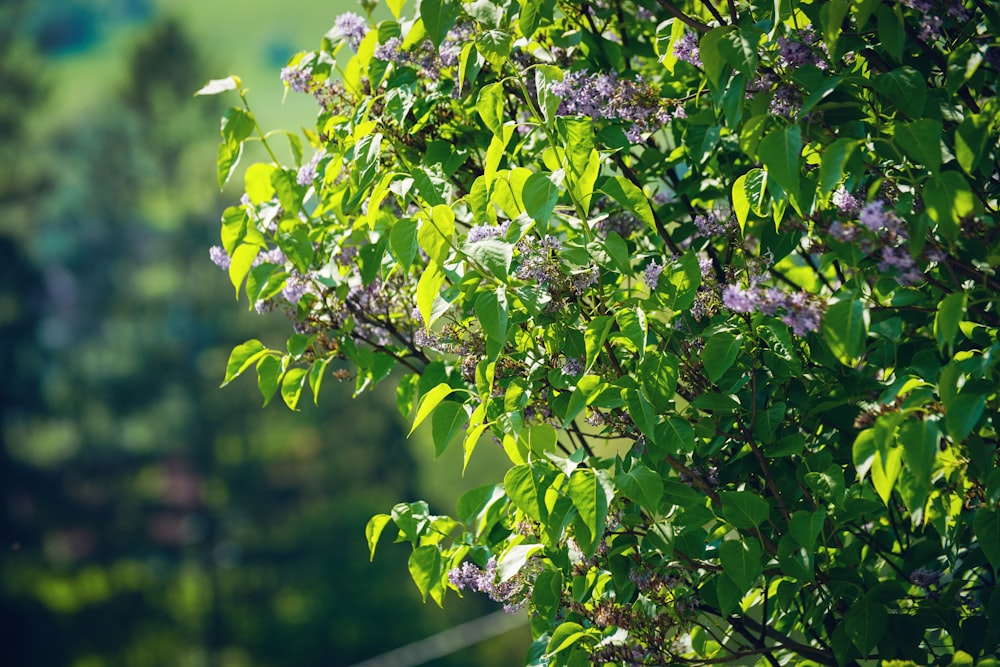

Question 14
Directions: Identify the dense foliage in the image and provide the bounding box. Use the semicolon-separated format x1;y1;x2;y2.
205;0;1000;664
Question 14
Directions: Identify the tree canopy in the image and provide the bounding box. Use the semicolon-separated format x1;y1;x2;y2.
204;0;1000;664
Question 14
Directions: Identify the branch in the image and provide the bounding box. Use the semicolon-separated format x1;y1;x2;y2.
653;0;712;32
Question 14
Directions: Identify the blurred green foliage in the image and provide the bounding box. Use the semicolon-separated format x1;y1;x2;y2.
0;4;527;665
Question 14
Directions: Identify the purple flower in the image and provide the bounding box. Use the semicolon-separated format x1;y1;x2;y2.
693;213;734;238
283;274;308;304
673;33;701;67
769;84;802;118
832;187;861;215
467;221;510;243
909;567;941;590
280;65;313;93
209;246;230;270
562;357;585;376
332;12;368;51
644;260;665;289
722;284;759;313
859;201;886;231
296;151;324;186
374;37;403;63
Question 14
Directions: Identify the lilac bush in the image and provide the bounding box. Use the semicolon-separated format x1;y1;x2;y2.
200;1;1000;664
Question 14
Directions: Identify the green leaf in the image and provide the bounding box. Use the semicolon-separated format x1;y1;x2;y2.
365;513;392;560
389;217;419;271
416;261;445;327
720;538;762;593
853;428;877;482
874;67;926;119
410;383;456;435
720;491;769;529
523;171;560;229
256;354;283;406
418;204;455;266
615;464;663;511
217;138;243;190
599;175;655;231
431;400;466;456
195;75;241;96
898;419;939;508
790;509;826;550
871;441;903;505
895;119;942;173
280;366;308;410
640;352;679;412
504;462;554;523
924;171;976;243
467;238;514;279
945;393;986;442
819;138;858;195
934;291;966;351
563;375;605;427
476;30;512;68
222;339;267;387
974;508;1000;572
615;307;646;358
699;27;731;87
702;332;741;383
876;5;905;62
408;545;443;603
419;0;458;48
476;82;505;137
519;0;544;37
547;622;586;654
475;288;509;343
498;543;544;582
228;243;260;298
308;357;331;405
759;125;802;206
732;169;767;232
653;416;695;456
584;316;614;372
955;114;989;175
844;598;888;655
822;299;866;364
718;27;759;75
568;469;608;553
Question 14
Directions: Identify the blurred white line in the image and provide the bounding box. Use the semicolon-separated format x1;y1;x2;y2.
346;610;529;667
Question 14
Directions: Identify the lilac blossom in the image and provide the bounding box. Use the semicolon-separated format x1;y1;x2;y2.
280;65;313;93
673;33;702;67
909;567;942;590
694;213;735;238
644;260;665;289
551;70;671;139
859;201;887;231
467;221;510;243
778;29;828;70
721;284;759;313
562;357;585;376
283;274;309;304
209;246;230;270
448;557;531;614
296;151;324;186
331;12;369;51
572;265;600;294
832;187;862;215
769;84;802;118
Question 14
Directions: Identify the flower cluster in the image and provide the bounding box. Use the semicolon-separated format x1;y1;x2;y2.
693;213;736;239
448;557;534;613
901;0;971;42
296;151;324;186
467;221;511;243
373;22;474;79
777;29;828;70
828;199;924;286
550;70;678;141
330;12;368;52
672;32;701;68
722;283;825;336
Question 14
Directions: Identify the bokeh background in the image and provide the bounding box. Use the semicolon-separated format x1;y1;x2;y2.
0;1;528;664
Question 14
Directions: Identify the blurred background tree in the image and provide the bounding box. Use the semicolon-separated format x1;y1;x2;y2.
0;1;528;665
